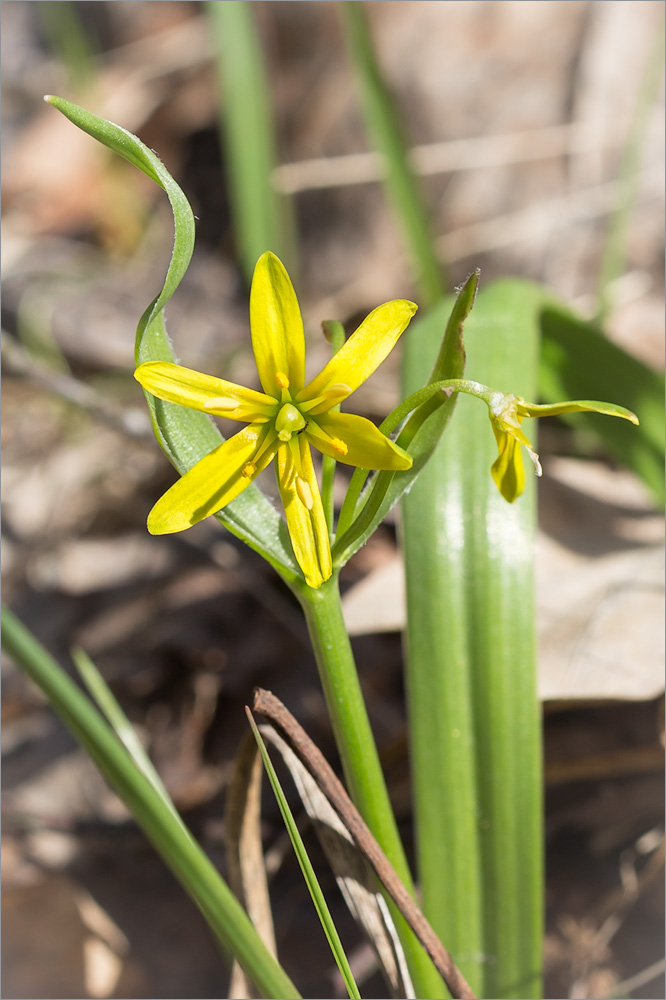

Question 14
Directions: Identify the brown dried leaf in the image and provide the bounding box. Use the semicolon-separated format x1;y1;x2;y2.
225;733;277;1000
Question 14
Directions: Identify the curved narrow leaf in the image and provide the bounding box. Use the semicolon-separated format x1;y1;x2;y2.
46;96;300;581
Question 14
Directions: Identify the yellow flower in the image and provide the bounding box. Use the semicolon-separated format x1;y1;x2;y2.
135;252;415;588
486;390;639;503
487;393;541;502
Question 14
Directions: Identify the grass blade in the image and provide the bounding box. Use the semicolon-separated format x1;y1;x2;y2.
1;606;301;1000
402;279;545;998
596;28;665;323
339;1;445;306
206;0;296;284
246;709;361;1000
71;646;178;819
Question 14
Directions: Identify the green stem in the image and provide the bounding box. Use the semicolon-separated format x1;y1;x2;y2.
295;574;445;998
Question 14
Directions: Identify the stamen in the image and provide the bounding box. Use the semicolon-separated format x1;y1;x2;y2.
275;371;290;389
527;448;543;477
323;383;351;401
299;383;351;413
295;477;314;509
303;420;350;458
242;462;257;478
204;396;239;413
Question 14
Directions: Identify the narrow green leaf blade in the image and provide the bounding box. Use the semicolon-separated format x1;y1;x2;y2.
46;96;300;581
246;711;361;1000
1;607;301;1000
206;0;296;283
596;29;665;322
333;269;476;566
71;646;179;821
339;1;445;306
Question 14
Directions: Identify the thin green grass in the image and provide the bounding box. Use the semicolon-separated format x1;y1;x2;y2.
1;606;301;1000
206;0;296;283
246;711;362;1000
339;1;446;306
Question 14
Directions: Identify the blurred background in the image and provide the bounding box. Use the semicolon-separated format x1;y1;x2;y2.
2;2;664;998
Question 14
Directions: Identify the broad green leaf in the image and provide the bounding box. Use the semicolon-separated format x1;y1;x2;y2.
402;278;544;998
46;96;301;581
539;303;664;507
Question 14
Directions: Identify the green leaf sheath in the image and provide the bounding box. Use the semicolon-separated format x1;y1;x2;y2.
1;607;300;1000
46;96;301;582
295;575;446;999
339;1;445;306
402;280;545;998
206;0;296;283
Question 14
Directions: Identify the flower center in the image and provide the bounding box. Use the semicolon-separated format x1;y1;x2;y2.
275;402;306;442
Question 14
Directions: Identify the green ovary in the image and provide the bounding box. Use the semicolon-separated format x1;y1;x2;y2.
275;402;307;442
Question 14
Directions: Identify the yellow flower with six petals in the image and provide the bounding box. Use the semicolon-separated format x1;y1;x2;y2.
135;252;415;588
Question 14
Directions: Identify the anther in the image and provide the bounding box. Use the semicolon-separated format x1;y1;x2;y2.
204;396;239;413
242;462;256;478
322;383;351;402
295;477;314;510
275;371;290;389
330;437;348;456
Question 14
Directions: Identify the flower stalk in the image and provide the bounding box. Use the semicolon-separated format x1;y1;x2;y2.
294;573;446;998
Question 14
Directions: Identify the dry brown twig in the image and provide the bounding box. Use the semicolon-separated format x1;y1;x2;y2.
252;687;476;1000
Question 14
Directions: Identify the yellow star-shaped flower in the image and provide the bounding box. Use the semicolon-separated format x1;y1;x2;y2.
135;252;415;588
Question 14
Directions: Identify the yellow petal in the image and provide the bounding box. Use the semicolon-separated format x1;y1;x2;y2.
309;412;412;471
135;362;276;422
250;252;305;395
490;427;526;503
147;425;278;533
276;438;332;588
297;299;417;408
